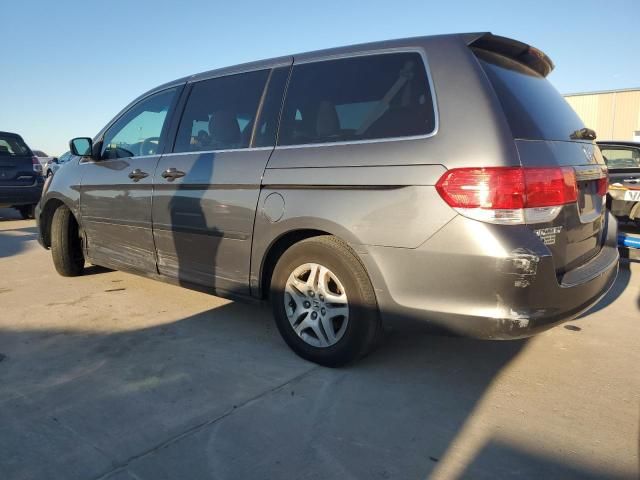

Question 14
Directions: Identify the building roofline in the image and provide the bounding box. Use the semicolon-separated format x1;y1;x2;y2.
564;87;640;97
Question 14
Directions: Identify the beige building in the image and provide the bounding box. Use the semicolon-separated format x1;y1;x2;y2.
564;88;640;142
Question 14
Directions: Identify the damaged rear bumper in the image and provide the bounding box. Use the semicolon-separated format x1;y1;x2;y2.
359;213;619;339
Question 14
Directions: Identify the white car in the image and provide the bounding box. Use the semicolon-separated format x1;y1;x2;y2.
43;151;75;177
32;150;55;171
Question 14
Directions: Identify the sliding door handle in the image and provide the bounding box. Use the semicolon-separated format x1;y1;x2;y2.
161;167;185;181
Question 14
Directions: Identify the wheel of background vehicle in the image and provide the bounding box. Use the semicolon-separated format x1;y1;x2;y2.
46;170;52;177
270;235;381;367
16;205;35;220
50;205;85;276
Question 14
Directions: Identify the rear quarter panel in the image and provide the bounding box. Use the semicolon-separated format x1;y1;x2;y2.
251;36;519;296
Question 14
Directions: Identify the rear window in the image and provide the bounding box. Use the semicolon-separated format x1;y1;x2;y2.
278;52;436;146
474;48;585;141
0;134;31;157
599;146;640;169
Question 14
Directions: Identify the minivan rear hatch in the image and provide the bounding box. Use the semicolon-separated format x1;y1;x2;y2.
471;36;607;276
0;132;38;186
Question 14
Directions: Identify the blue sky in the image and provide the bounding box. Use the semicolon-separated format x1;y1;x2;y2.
1;0;638;155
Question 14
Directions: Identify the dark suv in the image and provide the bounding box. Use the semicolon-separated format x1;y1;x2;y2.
37;33;618;366
0;131;44;219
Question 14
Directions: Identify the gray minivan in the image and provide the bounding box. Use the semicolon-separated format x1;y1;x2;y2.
36;33;618;366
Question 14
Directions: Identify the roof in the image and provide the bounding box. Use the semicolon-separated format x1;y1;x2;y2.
596;140;640;147
564;87;640;97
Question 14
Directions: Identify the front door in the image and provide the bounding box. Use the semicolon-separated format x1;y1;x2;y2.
152;66;290;294
80;87;179;272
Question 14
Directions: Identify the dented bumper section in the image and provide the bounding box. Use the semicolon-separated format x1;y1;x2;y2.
360;213;619;339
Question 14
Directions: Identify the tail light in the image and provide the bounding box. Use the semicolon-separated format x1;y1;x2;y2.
597;170;608;197
31;156;43;175
436;166;578;224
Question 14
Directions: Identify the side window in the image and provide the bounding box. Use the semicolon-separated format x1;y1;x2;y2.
278;52;436;146
600;147;640;169
173;70;269;153
101;88;177;160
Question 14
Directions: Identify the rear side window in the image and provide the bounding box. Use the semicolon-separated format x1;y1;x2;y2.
0;134;31;157
278;52;436;146
600;146;640;169
173;70;269;153
474;48;585;141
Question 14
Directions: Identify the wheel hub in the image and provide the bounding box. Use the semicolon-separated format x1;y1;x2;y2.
284;262;349;348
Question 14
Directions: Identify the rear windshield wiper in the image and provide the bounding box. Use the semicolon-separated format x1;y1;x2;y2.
570;128;597;140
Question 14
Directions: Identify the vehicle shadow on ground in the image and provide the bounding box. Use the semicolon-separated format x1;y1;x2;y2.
581;258;633;316
0;298;628;479
0;207;26;221
0;224;39;258
0;304;519;480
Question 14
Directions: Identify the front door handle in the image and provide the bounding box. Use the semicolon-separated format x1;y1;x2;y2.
161;167;186;181
128;169;149;181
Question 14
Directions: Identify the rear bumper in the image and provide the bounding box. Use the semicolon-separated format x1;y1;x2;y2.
0;180;44;208
609;195;639;220
359;212;619;339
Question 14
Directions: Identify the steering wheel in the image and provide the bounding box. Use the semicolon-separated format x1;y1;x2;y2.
141;137;160;156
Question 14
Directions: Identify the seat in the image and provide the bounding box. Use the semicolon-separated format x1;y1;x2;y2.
208;111;241;149
315;101;340;138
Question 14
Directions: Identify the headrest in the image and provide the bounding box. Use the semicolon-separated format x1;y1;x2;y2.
316;101;340;138
209;111;241;146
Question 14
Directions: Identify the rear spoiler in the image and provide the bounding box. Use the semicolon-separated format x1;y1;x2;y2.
465;32;555;77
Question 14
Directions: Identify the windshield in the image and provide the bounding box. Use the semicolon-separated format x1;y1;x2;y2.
474;48;586;142
0;133;31;157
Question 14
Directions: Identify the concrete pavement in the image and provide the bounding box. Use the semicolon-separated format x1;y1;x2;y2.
0;208;638;479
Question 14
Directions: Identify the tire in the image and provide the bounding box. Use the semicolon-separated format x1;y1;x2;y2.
50;206;84;276
16;205;35;220
270;235;381;367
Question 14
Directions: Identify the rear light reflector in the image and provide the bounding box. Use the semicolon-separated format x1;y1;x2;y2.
597;176;608;196
436;166;578;224
32;156;43;175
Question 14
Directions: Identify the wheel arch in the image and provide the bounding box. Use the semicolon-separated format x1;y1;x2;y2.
258;228;330;300
255;220;381;302
39;197;79;248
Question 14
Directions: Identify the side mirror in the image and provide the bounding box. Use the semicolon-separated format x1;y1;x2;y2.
70;137;94;157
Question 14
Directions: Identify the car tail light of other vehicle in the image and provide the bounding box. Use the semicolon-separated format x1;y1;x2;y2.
32;156;43;175
436;166;580;224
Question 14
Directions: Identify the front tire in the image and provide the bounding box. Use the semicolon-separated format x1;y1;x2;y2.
51;206;84;276
271;236;381;367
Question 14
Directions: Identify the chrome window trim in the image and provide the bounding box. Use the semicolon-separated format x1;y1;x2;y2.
161;146;274;156
276;47;439;150
79;153;161;164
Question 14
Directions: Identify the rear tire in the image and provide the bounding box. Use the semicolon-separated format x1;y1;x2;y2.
16;205;35;220
51;206;84;277
270;235;381;367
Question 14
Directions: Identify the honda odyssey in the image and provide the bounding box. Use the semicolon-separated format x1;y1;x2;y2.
36;33;619;366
